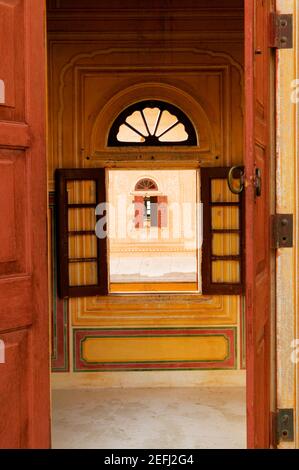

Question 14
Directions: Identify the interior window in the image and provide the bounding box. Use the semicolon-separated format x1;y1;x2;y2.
108;100;197;146
55;167;244;298
108;169;199;293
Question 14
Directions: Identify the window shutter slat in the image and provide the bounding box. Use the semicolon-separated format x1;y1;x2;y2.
201;167;244;295
55;169;108;298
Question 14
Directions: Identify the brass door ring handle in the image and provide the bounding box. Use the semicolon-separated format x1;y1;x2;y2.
227;165;245;195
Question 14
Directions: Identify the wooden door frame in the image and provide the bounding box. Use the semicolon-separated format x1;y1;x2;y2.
26;0;51;447
244;0;276;449
45;0;277;449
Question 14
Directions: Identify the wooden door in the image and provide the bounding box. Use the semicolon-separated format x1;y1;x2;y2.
245;0;274;448
0;1;50;448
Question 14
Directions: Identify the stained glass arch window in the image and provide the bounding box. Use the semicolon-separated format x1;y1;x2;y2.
108;100;197;147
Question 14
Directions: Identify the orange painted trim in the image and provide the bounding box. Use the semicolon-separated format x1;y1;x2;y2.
110;282;198;293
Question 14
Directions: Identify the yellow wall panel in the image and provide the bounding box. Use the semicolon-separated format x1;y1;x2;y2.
82;335;229;364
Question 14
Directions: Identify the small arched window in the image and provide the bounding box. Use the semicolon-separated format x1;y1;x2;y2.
108;100;197;146
135;178;158;192
133;177;167;229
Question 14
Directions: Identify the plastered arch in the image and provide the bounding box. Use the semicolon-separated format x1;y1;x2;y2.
89;81;216;156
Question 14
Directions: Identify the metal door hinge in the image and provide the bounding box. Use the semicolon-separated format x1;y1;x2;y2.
272;214;293;248
270;13;293;49
275;409;294;444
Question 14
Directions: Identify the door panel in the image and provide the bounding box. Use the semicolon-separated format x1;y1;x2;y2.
0;150;27;276
0;0;25;121
0;0;50;448
245;0;274;448
0;330;29;448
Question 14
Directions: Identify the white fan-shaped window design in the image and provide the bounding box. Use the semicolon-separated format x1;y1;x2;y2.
108;100;197;147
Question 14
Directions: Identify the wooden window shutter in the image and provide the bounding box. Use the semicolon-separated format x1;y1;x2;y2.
134;195;144;228
55;169;108;298
201;167;244;295
157;196;168;228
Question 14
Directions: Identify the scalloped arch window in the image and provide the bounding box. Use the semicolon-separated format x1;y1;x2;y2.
135;178;158;191
108;100;197;147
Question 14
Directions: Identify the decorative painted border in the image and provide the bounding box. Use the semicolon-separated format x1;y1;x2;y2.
71;295;240;328
50;192;70;372
240;295;246;369
74;327;237;372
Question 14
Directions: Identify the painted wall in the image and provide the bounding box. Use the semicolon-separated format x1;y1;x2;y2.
47;0;245;386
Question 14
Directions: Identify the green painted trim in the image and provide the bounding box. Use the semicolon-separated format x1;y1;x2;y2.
73;367;237;372
241;295;246;369
80;334;231;364
74;326;236;332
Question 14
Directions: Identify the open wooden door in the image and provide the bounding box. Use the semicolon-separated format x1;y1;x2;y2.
0;1;50;448
245;0;275;448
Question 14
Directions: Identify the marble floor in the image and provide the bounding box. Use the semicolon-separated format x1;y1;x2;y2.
52;387;246;449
